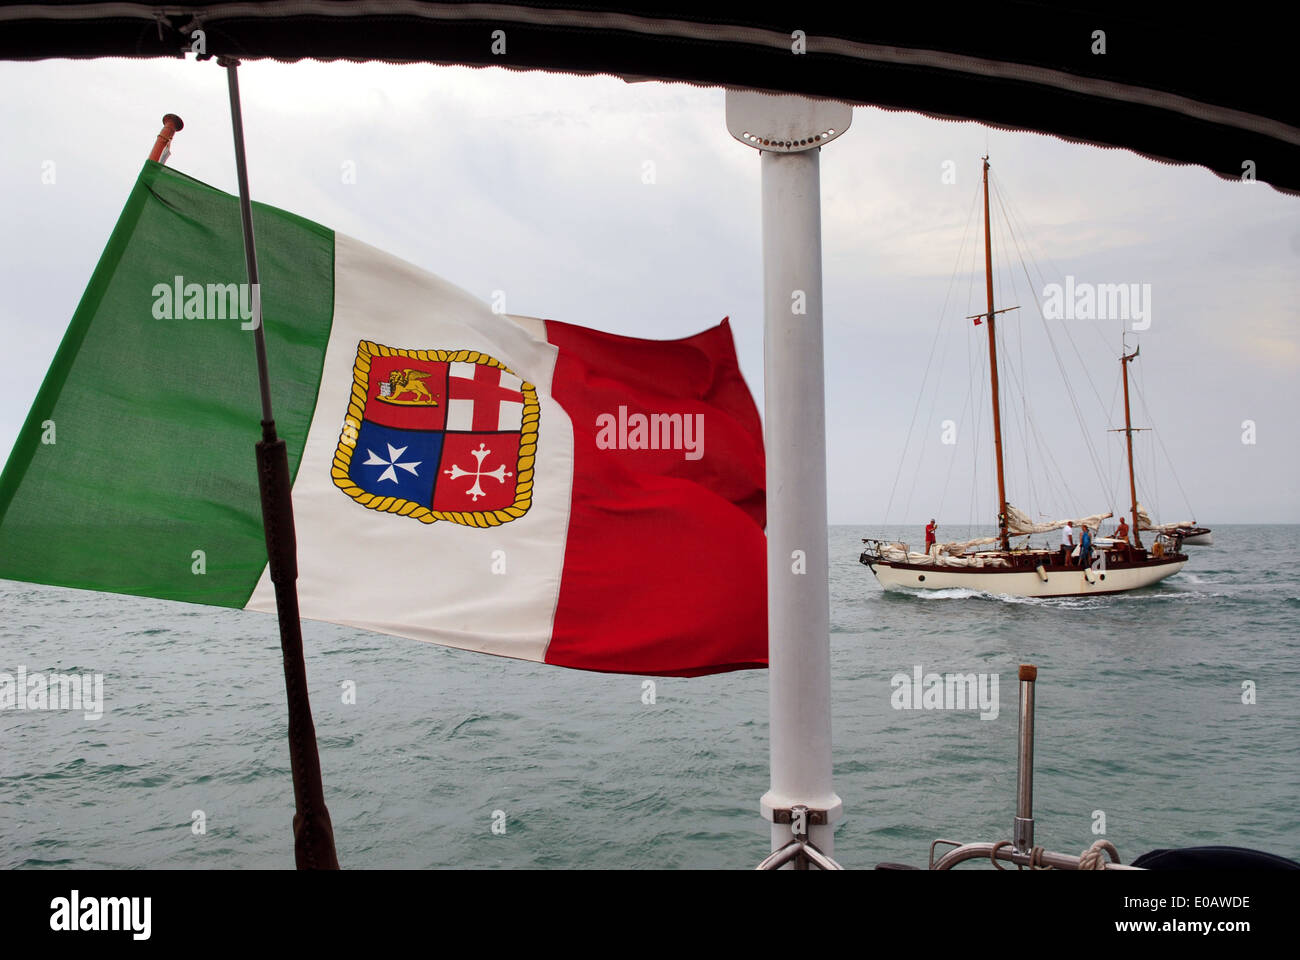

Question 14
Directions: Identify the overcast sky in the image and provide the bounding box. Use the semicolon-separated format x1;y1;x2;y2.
1;58;1296;528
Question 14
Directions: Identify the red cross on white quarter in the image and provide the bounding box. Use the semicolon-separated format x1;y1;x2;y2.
446;362;524;431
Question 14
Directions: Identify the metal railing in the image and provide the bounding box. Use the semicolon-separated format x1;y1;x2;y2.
757;837;843;871
756;804;844;870
921;663;1141;871
929;838;1136;870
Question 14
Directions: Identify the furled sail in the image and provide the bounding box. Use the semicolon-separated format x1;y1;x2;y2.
1005;504;1113;536
869;536;1010;567
1136;504;1194;533
936;535;1002;554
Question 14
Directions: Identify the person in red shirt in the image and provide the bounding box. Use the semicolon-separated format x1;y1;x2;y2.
924;519;937;554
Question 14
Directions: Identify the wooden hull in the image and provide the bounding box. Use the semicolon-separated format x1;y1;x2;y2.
865;555;1186;597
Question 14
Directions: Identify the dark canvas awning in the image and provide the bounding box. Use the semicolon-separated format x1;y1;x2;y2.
1;2;1296;195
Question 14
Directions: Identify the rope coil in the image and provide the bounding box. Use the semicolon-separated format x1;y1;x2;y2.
1078;839;1121;870
986;838;1120;870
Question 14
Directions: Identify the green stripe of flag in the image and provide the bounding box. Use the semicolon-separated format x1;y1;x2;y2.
0;161;334;606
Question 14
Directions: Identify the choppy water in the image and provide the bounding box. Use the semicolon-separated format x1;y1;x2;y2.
1;524;1296;869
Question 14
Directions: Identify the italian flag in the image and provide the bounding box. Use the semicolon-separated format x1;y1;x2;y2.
0;162;767;676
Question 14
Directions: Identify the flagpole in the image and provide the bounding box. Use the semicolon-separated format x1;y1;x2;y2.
218;56;341;870
727;92;851;869
147;114;184;164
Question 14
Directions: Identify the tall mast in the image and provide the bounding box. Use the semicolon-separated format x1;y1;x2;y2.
982;157;1010;551
1120;345;1143;549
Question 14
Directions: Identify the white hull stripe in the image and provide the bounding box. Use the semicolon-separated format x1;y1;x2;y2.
869;560;1186;598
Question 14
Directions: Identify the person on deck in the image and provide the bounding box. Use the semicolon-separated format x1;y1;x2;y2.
924;519;937;554
1078;524;1093;568
1110;516;1131;561
1114;517;1130;543
1059;521;1074;567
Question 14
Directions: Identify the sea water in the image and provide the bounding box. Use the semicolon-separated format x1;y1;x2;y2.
1;525;1296;868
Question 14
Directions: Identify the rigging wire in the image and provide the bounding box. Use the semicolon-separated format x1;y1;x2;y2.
993;314;1088;519
881;177;982;532
1129;363;1197;521
994;177;1109;513
994;173;1121;428
1026;397;1087;517
998;340;1040;514
966;203;988;538
994;169;1134;518
996;172;1122;373
990;174;1117;511
905;278;965;524
934;343;975;522
991;198;1038;518
1105;363;1122;504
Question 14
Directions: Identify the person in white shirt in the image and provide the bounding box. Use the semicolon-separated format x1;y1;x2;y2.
1059;521;1075;567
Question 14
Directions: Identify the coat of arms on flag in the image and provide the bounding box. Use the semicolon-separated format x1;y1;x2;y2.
331;340;538;527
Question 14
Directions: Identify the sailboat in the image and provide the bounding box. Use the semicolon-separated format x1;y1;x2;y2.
860;158;1187;598
1151;519;1212;545
1137;505;1213;546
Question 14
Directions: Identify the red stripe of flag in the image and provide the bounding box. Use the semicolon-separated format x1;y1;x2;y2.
542;318;767;676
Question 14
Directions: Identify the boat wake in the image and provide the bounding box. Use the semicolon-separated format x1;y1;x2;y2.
883;583;1205;608
995;590;1203;609
885;586;987;601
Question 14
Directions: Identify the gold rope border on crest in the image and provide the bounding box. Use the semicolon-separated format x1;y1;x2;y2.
331;341;539;527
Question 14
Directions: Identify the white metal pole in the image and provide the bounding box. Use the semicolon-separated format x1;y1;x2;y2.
760;146;838;858
726;92;851;864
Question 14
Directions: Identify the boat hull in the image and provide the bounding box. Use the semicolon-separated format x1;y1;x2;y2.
1180;531;1213;546
866;557;1186;597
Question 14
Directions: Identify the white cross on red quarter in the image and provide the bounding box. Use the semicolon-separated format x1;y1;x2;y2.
446;362;525;431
